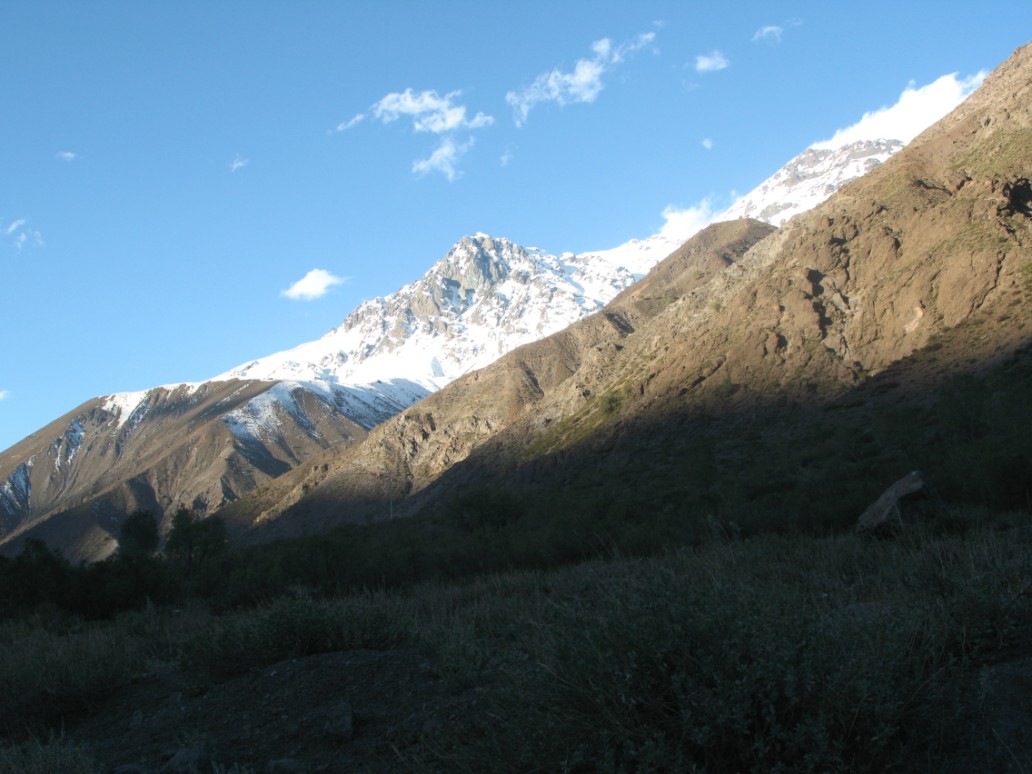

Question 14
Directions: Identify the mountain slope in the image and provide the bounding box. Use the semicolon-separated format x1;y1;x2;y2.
226;41;1032;542
0;381;367;560
0;104;923;558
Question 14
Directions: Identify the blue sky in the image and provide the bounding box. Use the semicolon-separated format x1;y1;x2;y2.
1;2;1028;452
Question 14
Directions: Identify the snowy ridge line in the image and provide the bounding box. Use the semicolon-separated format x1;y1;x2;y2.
101;382;204;429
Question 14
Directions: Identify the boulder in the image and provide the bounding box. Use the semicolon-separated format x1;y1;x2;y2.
856;470;945;536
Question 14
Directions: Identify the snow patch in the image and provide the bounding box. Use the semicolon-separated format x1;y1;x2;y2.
1;461;31;515
52;419;85;471
721;139;904;226
103;390;150;427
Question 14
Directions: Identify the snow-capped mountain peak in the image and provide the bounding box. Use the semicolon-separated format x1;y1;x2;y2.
213;138;907;428
214;232;666;411
721;138;904;226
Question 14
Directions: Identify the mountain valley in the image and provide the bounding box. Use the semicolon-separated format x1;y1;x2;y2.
2;38;1032;774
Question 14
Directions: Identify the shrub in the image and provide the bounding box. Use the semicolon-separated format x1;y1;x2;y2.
179;591;410;679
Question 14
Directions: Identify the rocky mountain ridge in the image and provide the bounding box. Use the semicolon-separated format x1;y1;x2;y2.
1;130;919;558
221;41;1032;543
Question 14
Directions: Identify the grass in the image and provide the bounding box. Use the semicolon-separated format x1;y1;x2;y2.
417;522;1032;772
0;736;101;773
178;590;410;679
3;512;1029;772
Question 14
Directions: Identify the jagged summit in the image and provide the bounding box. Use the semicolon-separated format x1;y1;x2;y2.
216;232;662;397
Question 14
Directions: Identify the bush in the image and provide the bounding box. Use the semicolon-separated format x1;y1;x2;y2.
179;591;410;679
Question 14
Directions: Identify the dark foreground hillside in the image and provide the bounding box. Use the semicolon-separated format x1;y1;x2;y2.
1;513;1031;772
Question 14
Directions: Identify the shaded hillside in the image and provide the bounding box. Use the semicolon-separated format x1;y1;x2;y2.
230;42;1032;541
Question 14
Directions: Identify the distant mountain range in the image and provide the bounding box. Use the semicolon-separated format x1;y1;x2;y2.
0;126;934;559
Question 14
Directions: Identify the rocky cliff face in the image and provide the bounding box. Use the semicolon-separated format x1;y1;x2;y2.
228;42;1032;542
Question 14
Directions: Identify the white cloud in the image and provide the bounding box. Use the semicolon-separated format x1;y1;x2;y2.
280;269;347;301
412;137;474;182
55;151;77;161
229;154;249;172
336;113;367;132
0;390;10;401
694;51;729;73
339;88;493;179
701;138;714;150
499;147;514;167
506;31;656;126
658;199;717;243
2;217;43;252
812;71;986;149
752;25;783;43
356;89;493;134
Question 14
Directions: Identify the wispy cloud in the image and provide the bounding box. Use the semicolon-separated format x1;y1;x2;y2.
812;71;986;148
752;25;783;43
55;151;77;162
694;50;729;73
701;138;714;150
499;147;515;167
280;269;348;301
229;154;249;172
506;31;656;126
412;137;475;182
1;217;43;252
338;89;492;135
336;113;366;132
338;89;492;180
752;19;802;44
0;390;10;401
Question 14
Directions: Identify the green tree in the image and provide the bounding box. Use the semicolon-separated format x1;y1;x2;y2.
164;507;228;573
117;509;159;560
10;538;75;610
